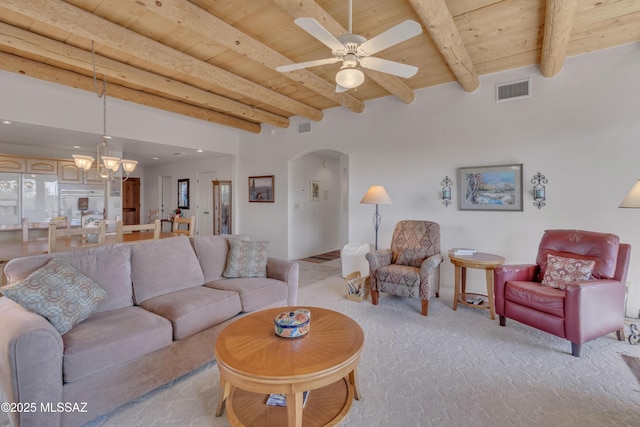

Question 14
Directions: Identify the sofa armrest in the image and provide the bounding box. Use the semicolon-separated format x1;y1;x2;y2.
266;257;299;305
0;297;64;427
564;279;626;344
493;264;538;316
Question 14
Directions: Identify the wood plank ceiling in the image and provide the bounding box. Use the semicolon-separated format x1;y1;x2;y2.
0;0;639;134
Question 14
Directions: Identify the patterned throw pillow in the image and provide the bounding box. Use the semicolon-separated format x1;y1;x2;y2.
541;254;596;290
1;258;108;334
223;239;270;278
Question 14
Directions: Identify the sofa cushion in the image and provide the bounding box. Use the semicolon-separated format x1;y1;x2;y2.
62;306;172;383
541;254;595;290
130;236;205;304
223;239;270;278
190;234;250;282
4;244;133;313
206;278;288;312
139;286;242;340
505;280;565;317
2;258;108;335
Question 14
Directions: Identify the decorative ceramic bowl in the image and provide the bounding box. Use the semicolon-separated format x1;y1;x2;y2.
274;309;310;338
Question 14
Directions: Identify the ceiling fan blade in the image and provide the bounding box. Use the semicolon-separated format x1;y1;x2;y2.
294;17;346;53
359;57;419;78
357;20;422;56
276;57;340;72
335;84;349;93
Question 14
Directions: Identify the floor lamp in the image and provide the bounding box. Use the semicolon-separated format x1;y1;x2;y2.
620;179;640;329
360;186;393;250
620;180;640;208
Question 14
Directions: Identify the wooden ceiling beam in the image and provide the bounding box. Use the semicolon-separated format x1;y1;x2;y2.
541;0;578;77
408;0;480;93
0;51;262;133
0;22;287;129
0;0;323;123
272;0;416;104
142;0;364;114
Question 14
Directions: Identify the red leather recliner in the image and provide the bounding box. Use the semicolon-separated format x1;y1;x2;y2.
494;229;631;357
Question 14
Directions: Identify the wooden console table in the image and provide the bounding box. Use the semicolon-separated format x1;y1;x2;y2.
215;306;364;427
448;251;505;320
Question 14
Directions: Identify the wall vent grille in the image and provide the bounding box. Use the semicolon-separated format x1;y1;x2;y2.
298;122;312;133
496;79;531;102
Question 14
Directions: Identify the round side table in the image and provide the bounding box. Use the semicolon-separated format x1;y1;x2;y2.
448;251;505;320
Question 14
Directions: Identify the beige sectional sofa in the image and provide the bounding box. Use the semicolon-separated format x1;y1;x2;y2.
0;235;298;427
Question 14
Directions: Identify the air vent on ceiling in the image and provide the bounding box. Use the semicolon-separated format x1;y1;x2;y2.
298;122;312;133
496;79;531;102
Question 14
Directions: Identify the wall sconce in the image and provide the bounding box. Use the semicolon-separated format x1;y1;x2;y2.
441;176;453;207
531;172;547;209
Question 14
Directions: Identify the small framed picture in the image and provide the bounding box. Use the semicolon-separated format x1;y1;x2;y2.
178;179;190;209
249;175;274;202
310;180;320;200
458;164;523;211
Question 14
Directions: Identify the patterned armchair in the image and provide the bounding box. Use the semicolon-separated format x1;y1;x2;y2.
366;220;442;316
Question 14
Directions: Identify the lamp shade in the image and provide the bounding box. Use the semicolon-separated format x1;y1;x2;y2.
360;186;393;205
336;68;365;89
620;180;640;208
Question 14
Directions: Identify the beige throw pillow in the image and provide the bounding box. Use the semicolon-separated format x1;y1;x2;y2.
223;239;270;278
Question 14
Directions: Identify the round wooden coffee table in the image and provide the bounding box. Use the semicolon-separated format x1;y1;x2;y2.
214;306;364;427
448;251;505;320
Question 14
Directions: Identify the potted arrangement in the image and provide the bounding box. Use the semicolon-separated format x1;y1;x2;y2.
83;217;101;243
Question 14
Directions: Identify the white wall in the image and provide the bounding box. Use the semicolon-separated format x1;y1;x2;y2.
238;42;640;316
288;152;347;259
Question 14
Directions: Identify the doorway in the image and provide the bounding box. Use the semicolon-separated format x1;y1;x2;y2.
197;172;217;236
161;176;171;220
213;180;232;234
122;177;141;225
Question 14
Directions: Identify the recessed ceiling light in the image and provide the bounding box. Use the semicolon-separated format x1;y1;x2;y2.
1;120;11;125
152;157;159;160
73;145;81;149
196;149;204;153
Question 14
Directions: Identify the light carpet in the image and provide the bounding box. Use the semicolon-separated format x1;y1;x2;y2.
3;272;640;427
89;278;640;427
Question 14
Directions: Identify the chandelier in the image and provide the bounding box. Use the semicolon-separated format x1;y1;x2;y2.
73;43;137;181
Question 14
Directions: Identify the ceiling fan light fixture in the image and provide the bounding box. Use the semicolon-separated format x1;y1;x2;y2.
336;68;364;89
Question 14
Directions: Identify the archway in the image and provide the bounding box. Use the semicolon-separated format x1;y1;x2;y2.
287;149;349;260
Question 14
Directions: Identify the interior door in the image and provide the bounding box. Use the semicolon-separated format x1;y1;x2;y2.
213;180;232;235
197;172;216;236
161;176;171;220
122;178;140;225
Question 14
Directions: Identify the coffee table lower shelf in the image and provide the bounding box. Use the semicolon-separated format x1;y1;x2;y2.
226;378;353;427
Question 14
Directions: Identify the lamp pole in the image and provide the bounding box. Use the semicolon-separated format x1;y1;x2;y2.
372;203;381;250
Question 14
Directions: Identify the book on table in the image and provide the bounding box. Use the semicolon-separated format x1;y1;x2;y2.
452;248;476;256
266;391;309;407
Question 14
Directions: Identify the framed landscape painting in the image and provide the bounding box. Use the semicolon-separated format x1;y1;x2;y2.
249;175;274;202
458;164;523;211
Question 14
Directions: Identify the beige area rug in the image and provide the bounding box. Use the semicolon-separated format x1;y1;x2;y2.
3;272;640;427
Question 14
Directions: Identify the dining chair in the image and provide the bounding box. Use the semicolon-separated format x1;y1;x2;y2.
173;216;195;236
48;221;106;253
22;217;70;242
116;220;161;243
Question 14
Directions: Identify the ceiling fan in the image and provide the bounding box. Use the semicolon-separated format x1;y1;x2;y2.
276;0;423;92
